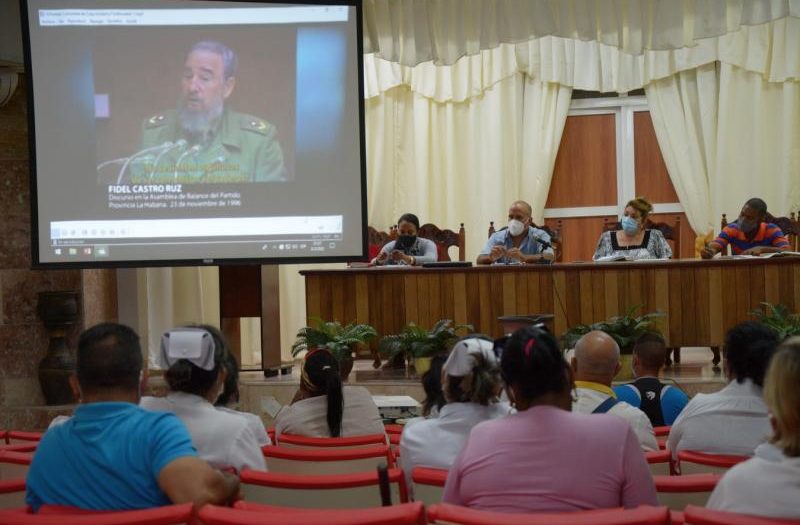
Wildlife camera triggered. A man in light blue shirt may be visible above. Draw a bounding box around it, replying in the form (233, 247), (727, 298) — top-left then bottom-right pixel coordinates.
(26, 323), (239, 512)
(477, 200), (554, 265)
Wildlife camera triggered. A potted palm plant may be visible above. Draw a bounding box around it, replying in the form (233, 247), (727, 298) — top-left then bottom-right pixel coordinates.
(560, 305), (665, 380)
(291, 317), (378, 380)
(378, 319), (472, 376)
(750, 302), (800, 339)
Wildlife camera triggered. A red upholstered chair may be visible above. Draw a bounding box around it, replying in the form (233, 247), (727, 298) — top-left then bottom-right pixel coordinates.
(410, 466), (447, 506)
(0, 451), (33, 480)
(0, 503), (193, 525)
(262, 444), (394, 475)
(654, 473), (721, 510)
(426, 503), (671, 525)
(653, 426), (671, 437)
(0, 479), (26, 510)
(418, 223), (466, 262)
(367, 226), (397, 261)
(675, 451), (749, 475)
(239, 468), (409, 508)
(645, 449), (674, 477)
(5, 432), (42, 445)
(683, 504), (800, 525)
(384, 424), (404, 435)
(275, 433), (387, 448)
(199, 501), (425, 525)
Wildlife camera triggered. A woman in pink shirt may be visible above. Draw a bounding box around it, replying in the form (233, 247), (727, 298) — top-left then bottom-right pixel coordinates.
(442, 326), (657, 513)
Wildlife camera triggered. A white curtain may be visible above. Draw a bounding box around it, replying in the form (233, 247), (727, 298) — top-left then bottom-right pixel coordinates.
(645, 63), (719, 236)
(364, 0), (800, 66)
(141, 267), (220, 368)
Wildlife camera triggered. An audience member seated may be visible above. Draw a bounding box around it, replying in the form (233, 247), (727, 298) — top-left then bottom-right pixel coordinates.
(26, 323), (238, 512)
(370, 213), (438, 266)
(405, 355), (448, 427)
(613, 332), (689, 426)
(701, 197), (791, 258)
(140, 325), (266, 473)
(477, 200), (554, 265)
(442, 326), (657, 513)
(214, 351), (271, 447)
(274, 349), (384, 438)
(706, 337), (800, 519)
(667, 321), (779, 457)
(400, 336), (510, 488)
(593, 197), (672, 261)
(571, 331), (658, 451)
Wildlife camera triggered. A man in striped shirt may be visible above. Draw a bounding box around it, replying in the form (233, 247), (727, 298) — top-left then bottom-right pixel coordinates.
(700, 198), (790, 258)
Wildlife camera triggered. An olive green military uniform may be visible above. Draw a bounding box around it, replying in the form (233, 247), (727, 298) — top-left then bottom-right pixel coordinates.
(130, 109), (287, 183)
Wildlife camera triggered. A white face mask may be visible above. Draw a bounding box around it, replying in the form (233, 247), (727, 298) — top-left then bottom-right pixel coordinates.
(507, 219), (526, 236)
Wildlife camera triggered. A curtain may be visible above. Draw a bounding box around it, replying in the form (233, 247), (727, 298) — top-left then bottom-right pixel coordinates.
(364, 0), (800, 66)
(645, 63), (719, 236)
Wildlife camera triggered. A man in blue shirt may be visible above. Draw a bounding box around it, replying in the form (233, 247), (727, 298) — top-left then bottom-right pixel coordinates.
(477, 200), (554, 264)
(613, 332), (689, 426)
(26, 323), (239, 512)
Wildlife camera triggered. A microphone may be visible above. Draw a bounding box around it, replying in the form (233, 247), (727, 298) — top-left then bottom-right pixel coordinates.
(532, 234), (552, 249)
(173, 144), (202, 180)
(149, 139), (187, 179)
(116, 142), (175, 184)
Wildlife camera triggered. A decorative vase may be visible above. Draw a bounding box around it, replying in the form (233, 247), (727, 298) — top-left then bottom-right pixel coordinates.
(614, 354), (635, 382)
(37, 291), (80, 405)
(413, 356), (433, 377)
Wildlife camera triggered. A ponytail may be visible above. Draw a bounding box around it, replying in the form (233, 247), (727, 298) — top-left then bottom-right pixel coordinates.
(303, 350), (345, 437)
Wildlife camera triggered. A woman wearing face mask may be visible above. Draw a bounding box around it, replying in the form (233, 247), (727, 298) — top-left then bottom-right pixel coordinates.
(371, 213), (438, 266)
(592, 197), (672, 261)
(140, 325), (266, 474)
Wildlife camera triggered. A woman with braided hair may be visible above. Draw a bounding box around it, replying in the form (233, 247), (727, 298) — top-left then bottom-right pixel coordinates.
(442, 326), (656, 513)
(274, 349), (384, 439)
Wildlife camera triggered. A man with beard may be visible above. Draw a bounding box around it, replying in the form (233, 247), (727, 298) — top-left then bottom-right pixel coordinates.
(700, 198), (790, 258)
(133, 40), (287, 183)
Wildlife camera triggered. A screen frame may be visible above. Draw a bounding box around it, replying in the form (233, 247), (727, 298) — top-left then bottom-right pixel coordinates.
(21, 0), (368, 269)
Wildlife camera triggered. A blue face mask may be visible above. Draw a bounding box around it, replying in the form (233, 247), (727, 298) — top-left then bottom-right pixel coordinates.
(620, 216), (640, 235)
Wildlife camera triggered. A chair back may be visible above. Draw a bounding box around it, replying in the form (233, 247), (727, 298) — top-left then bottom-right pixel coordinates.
(384, 424), (403, 436)
(0, 503), (193, 525)
(262, 445), (394, 475)
(367, 226), (398, 260)
(603, 216), (681, 258)
(675, 451), (749, 475)
(645, 449), (673, 477)
(427, 503), (671, 525)
(410, 466), (447, 506)
(0, 451), (32, 480)
(653, 426), (671, 437)
(239, 468), (409, 509)
(418, 223), (466, 262)
(200, 501), (425, 525)
(0, 444), (36, 454)
(276, 433), (387, 448)
(488, 220), (563, 262)
(683, 504), (800, 525)
(0, 479), (26, 510)
(5, 432), (42, 445)
(654, 473), (720, 511)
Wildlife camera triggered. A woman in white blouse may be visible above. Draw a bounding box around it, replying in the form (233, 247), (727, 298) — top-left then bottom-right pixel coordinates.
(400, 336), (511, 489)
(707, 337), (800, 519)
(140, 325), (266, 473)
(274, 349), (384, 439)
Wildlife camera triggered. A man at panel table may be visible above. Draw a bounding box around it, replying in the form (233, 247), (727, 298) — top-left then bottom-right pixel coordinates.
(700, 197), (791, 258)
(477, 200), (554, 265)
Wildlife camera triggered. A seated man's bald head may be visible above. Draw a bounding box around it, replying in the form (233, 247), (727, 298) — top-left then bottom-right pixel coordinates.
(572, 331), (621, 384)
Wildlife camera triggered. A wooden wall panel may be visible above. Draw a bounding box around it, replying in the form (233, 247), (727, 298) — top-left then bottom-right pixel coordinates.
(547, 114), (618, 208)
(545, 216), (615, 263)
(633, 111), (678, 203)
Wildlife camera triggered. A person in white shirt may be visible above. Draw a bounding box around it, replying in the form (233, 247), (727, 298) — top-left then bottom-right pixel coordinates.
(400, 336), (511, 490)
(667, 321), (779, 459)
(706, 337), (800, 519)
(140, 325), (266, 474)
(571, 331), (658, 451)
(214, 351), (271, 447)
(274, 349), (384, 439)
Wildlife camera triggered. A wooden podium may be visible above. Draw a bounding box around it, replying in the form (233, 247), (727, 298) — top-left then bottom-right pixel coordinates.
(218, 264), (285, 376)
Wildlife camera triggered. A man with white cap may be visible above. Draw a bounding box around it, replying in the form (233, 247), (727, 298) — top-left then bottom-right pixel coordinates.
(399, 335), (511, 490)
